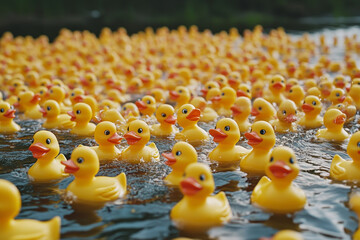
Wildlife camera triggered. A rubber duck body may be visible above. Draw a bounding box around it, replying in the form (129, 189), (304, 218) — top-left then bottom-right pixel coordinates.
(251, 146), (306, 214)
(122, 120), (160, 163)
(251, 98), (277, 123)
(298, 96), (323, 129)
(68, 103), (96, 137)
(17, 91), (42, 119)
(41, 100), (75, 129)
(61, 146), (127, 203)
(350, 193), (360, 240)
(170, 86), (191, 110)
(135, 95), (157, 119)
(162, 141), (197, 186)
(264, 75), (286, 106)
(0, 179), (61, 240)
(240, 121), (276, 174)
(150, 104), (179, 137)
(0, 101), (20, 134)
(231, 97), (251, 132)
(316, 109), (349, 141)
(190, 97), (218, 123)
(170, 163), (232, 233)
(271, 99), (297, 133)
(216, 87), (237, 117)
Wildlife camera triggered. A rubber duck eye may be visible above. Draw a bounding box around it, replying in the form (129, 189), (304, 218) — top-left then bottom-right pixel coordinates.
(179, 90), (183, 93)
(0, 108), (3, 113)
(281, 80), (284, 83)
(289, 89), (293, 93)
(46, 138), (51, 144)
(271, 80), (274, 84)
(18, 97), (20, 101)
(337, 104), (341, 107)
(258, 107), (262, 111)
(199, 174), (205, 181)
(40, 91), (44, 94)
(77, 157), (84, 164)
(138, 128), (143, 133)
(146, 100), (151, 104)
(161, 113), (166, 117)
(357, 142), (360, 148)
(282, 110), (286, 115)
(289, 157), (294, 164)
(221, 92), (225, 96)
(31, 138), (34, 144)
(336, 93), (340, 97)
(358, 82), (360, 85)
(123, 107), (126, 111)
(182, 109), (188, 114)
(208, 86), (211, 89)
(260, 129), (266, 135)
(127, 126), (129, 131)
(50, 90), (53, 93)
(224, 125), (230, 131)
(312, 101), (316, 106)
(247, 89), (250, 92)
(14, 83), (18, 87)
(47, 106), (51, 111)
(104, 130), (110, 135)
(270, 157), (274, 162)
(71, 93), (75, 96)
(76, 110), (81, 114)
(176, 151), (182, 156)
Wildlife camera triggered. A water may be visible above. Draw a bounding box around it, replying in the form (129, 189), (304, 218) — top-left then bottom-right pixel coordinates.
(1, 27), (360, 239)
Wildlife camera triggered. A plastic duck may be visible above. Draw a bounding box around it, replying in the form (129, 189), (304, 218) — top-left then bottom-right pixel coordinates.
(216, 86), (237, 117)
(329, 88), (346, 106)
(201, 81), (220, 98)
(330, 103), (356, 123)
(16, 91), (42, 119)
(214, 74), (228, 88)
(41, 100), (75, 129)
(122, 119), (160, 163)
(162, 141), (197, 186)
(236, 83), (251, 98)
(316, 109), (349, 141)
(231, 97), (251, 132)
(318, 79), (333, 100)
(61, 146), (126, 203)
(69, 88), (85, 105)
(150, 104), (178, 137)
(287, 85), (305, 108)
(175, 104), (209, 145)
(260, 230), (303, 240)
(135, 95), (156, 118)
(298, 95), (323, 129)
(67, 103), (96, 137)
(0, 179), (61, 240)
(349, 78), (360, 110)
(209, 118), (249, 164)
(227, 71), (241, 89)
(150, 88), (167, 104)
(330, 131), (360, 181)
(170, 163), (232, 232)
(169, 86), (191, 110)
(207, 87), (222, 112)
(190, 96), (218, 122)
(127, 77), (143, 94)
(28, 130), (68, 182)
(47, 86), (71, 113)
(90, 121), (122, 161)
(240, 121), (276, 174)
(81, 72), (98, 95)
(251, 146), (306, 213)
(264, 74), (286, 105)
(271, 99), (297, 133)
(350, 193), (360, 240)
(0, 101), (20, 134)
(333, 75), (347, 89)
(121, 103), (140, 122)
(251, 98), (277, 123)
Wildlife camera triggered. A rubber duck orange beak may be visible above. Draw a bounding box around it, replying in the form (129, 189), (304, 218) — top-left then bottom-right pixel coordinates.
(170, 91), (180, 100)
(162, 152), (176, 165)
(29, 143), (50, 159)
(336, 82), (345, 88)
(228, 78), (237, 85)
(334, 114), (346, 124)
(236, 90), (247, 97)
(74, 95), (84, 102)
(186, 108), (201, 121)
(106, 79), (114, 85)
(285, 83), (293, 91)
(209, 128), (227, 143)
(273, 82), (283, 90)
(140, 77), (150, 84)
(107, 133), (122, 144)
(301, 103), (314, 113)
(269, 160), (292, 178)
(231, 105), (242, 115)
(338, 96), (345, 103)
(13, 102), (19, 108)
(135, 100), (147, 111)
(164, 115), (177, 125)
(39, 107), (47, 117)
(114, 86), (123, 92)
(9, 86), (15, 92)
(284, 114), (297, 123)
(211, 96), (221, 103)
(128, 85), (137, 93)
(30, 94), (41, 104)
(321, 89), (331, 96)
(251, 107), (260, 116)
(200, 89), (208, 97)
(61, 159), (79, 174)
(4, 109), (16, 118)
(180, 177), (203, 196)
(288, 66), (296, 73)
(254, 90), (263, 98)
(81, 78), (89, 86)
(124, 131), (141, 145)
(245, 132), (263, 146)
(67, 111), (76, 121)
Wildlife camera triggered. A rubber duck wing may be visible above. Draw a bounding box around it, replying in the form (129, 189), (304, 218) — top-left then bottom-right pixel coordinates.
(94, 180), (121, 201)
(148, 142), (160, 160)
(55, 154), (66, 163)
(252, 176), (271, 199)
(59, 115), (76, 128)
(213, 191), (232, 221)
(116, 172), (127, 190)
(14, 217), (60, 240)
(175, 132), (185, 141)
(330, 154), (346, 178)
(12, 232), (46, 240)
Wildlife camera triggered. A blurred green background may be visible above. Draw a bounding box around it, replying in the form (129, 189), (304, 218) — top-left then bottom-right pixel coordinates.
(1, 0), (360, 38)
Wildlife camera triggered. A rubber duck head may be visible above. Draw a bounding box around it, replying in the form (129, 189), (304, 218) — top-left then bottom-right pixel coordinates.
(286, 78), (299, 92)
(329, 88), (346, 105)
(323, 108), (346, 131)
(333, 75), (347, 89)
(231, 97), (251, 119)
(301, 95), (322, 117)
(128, 77), (143, 94)
(155, 104), (176, 125)
(227, 71), (241, 89)
(180, 162), (214, 199)
(35, 86), (49, 104)
(28, 130), (60, 161)
(41, 100), (60, 118)
(346, 131), (360, 161)
(121, 103), (140, 120)
(288, 85), (305, 105)
(150, 88), (167, 104)
(201, 81), (219, 98)
(123, 118), (151, 145)
(68, 103), (93, 125)
(99, 99), (119, 111)
(219, 87), (236, 106)
(94, 121), (122, 146)
(0, 179), (21, 223)
(177, 104), (201, 128)
(251, 81), (264, 98)
(251, 98), (276, 119)
(47, 86), (66, 103)
(236, 84), (251, 98)
(0, 101), (16, 122)
(245, 121), (275, 150)
(8, 79), (25, 95)
(69, 88), (85, 105)
(61, 146), (99, 179)
(265, 146), (299, 184)
(17, 90), (40, 108)
(169, 86), (191, 105)
(210, 118), (240, 145)
(135, 95), (156, 116)
(277, 100), (297, 124)
(162, 141), (197, 171)
(81, 73), (97, 89)
(190, 97), (207, 112)
(207, 87), (221, 103)
(214, 74), (228, 88)
(25, 70), (39, 88)
(269, 74), (286, 93)
(318, 79), (333, 98)
(139, 71), (155, 87)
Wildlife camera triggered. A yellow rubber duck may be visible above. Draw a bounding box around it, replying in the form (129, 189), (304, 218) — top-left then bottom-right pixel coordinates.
(240, 121), (276, 174)
(0, 101), (20, 134)
(17, 91), (42, 119)
(330, 131), (360, 181)
(122, 119), (160, 163)
(41, 100), (75, 129)
(150, 104), (179, 137)
(209, 118), (249, 164)
(214, 74), (228, 88)
(135, 95), (156, 118)
(261, 230), (303, 240)
(251, 98), (277, 122)
(216, 86), (237, 117)
(90, 121), (122, 161)
(170, 162), (232, 232)
(28, 130), (68, 182)
(264, 74), (286, 105)
(330, 103), (356, 123)
(200, 81), (219, 98)
(97, 108), (126, 126)
(150, 88), (167, 104)
(47, 86), (71, 113)
(333, 75), (347, 89)
(271, 99), (297, 133)
(231, 97), (251, 132)
(67, 103), (96, 137)
(228, 71), (241, 89)
(190, 96), (218, 122)
(69, 88), (85, 105)
(127, 77), (143, 94)
(207, 87), (222, 112)
(328, 88), (346, 106)
(318, 79), (333, 100)
(121, 103), (140, 122)
(316, 109), (349, 141)
(287, 85), (305, 108)
(61, 146), (127, 203)
(298, 95), (323, 129)
(162, 141), (197, 186)
(251, 146), (306, 213)
(0, 179), (61, 240)
(236, 83), (251, 98)
(175, 104), (209, 145)
(349, 78), (360, 110)
(350, 193), (360, 240)
(169, 86), (191, 110)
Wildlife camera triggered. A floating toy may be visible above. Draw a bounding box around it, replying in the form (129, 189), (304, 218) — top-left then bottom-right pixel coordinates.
(349, 78), (360, 110)
(251, 98), (277, 123)
(231, 97), (251, 132)
(61, 146), (126, 203)
(41, 100), (75, 129)
(190, 96), (218, 122)
(329, 88), (346, 106)
(251, 146), (306, 213)
(316, 108), (349, 141)
(97, 108), (126, 126)
(298, 95), (323, 129)
(122, 119), (160, 163)
(350, 193), (360, 240)
(28, 130), (68, 182)
(68, 103), (96, 137)
(264, 74), (286, 105)
(330, 103), (356, 123)
(271, 99), (297, 133)
(215, 87), (237, 117)
(135, 95), (157, 118)
(228, 71), (241, 90)
(47, 86), (71, 113)
(150, 88), (167, 104)
(240, 121), (276, 174)
(121, 102), (140, 122)
(261, 230), (303, 240)
(162, 141), (197, 186)
(200, 81), (219, 98)
(0, 179), (61, 240)
(236, 83), (251, 98)
(207, 87), (222, 112)
(287, 85), (305, 108)
(150, 104), (178, 137)
(0, 101), (20, 134)
(16, 91), (42, 119)
(170, 163), (232, 232)
(169, 86), (191, 110)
